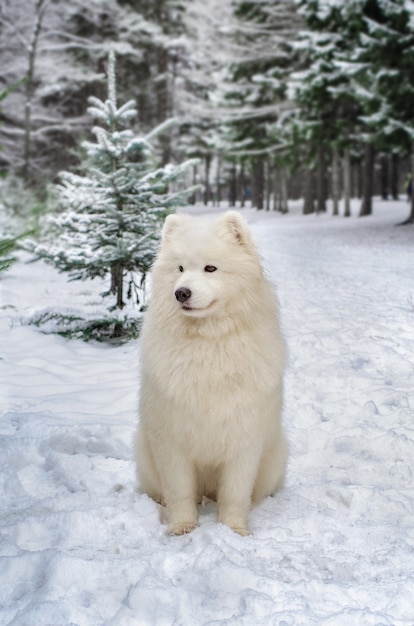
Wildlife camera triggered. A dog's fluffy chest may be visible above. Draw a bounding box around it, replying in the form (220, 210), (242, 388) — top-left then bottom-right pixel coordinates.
(147, 323), (281, 405)
(167, 331), (255, 393)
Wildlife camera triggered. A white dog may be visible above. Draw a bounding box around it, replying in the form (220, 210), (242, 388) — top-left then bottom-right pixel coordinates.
(135, 211), (287, 536)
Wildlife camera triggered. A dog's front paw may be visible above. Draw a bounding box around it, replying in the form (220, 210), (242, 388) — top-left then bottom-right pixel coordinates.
(229, 525), (251, 537)
(219, 511), (251, 536)
(168, 521), (198, 536)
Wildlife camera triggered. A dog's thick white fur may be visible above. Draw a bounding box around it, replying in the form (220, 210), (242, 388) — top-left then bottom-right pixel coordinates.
(135, 211), (287, 536)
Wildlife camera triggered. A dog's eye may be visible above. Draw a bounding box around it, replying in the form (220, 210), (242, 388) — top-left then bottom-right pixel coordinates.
(178, 265), (184, 272)
(204, 265), (217, 273)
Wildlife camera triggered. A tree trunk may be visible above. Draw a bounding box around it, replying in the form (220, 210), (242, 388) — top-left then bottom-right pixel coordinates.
(265, 159), (272, 211)
(316, 143), (327, 213)
(279, 167), (288, 214)
(229, 163), (237, 207)
(252, 158), (264, 210)
(215, 156), (222, 207)
(111, 262), (124, 309)
(380, 153), (389, 200)
(303, 168), (316, 214)
(273, 167), (279, 211)
(407, 142), (414, 223)
(189, 165), (197, 204)
(410, 142), (414, 222)
(353, 159), (363, 198)
(240, 161), (246, 208)
(332, 146), (340, 216)
(203, 155), (211, 206)
(390, 152), (399, 200)
(156, 46), (171, 165)
(23, 0), (48, 183)
(343, 148), (351, 218)
(360, 141), (374, 217)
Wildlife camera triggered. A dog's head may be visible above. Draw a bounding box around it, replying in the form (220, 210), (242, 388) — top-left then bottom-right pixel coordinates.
(155, 211), (262, 319)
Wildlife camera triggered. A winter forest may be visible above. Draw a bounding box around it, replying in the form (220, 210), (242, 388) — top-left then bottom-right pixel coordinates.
(2, 0), (414, 216)
(2, 2), (414, 624)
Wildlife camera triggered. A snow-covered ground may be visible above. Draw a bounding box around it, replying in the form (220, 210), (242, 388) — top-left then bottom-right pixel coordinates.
(1, 199), (414, 626)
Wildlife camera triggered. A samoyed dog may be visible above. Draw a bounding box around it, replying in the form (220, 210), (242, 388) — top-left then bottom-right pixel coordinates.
(135, 210), (287, 536)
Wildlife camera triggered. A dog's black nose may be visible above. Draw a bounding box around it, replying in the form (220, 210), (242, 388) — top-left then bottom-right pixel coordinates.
(175, 287), (192, 303)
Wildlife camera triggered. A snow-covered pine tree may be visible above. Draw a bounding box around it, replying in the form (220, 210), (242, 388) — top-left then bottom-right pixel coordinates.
(351, 0), (414, 221)
(30, 51), (196, 336)
(0, 236), (18, 274)
(293, 0), (364, 216)
(222, 0), (302, 209)
(296, 0), (414, 220)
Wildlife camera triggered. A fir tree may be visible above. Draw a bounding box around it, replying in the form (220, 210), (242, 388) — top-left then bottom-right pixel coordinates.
(223, 0), (302, 209)
(296, 0), (414, 219)
(352, 0), (414, 221)
(293, 0), (365, 215)
(0, 236), (19, 274)
(30, 51), (196, 326)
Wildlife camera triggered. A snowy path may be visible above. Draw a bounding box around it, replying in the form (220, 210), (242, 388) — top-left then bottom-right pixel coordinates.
(1, 200), (414, 625)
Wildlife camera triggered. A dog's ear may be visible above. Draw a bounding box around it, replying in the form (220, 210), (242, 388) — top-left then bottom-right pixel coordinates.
(161, 213), (182, 241)
(218, 211), (253, 246)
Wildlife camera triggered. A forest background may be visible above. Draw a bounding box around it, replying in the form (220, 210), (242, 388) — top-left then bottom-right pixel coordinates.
(2, 0), (414, 227)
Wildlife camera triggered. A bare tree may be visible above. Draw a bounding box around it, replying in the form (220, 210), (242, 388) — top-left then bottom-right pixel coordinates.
(22, 0), (49, 181)
(0, 0), (160, 184)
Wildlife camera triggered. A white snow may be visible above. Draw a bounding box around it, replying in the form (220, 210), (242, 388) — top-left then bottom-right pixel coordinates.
(1, 199), (414, 625)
